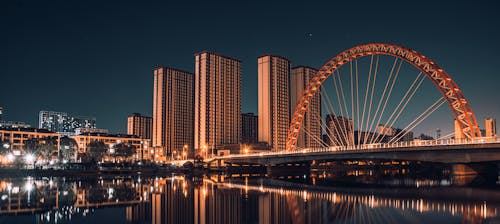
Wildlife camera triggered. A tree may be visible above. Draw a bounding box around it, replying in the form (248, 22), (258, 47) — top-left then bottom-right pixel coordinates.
(60, 136), (78, 162)
(88, 141), (108, 163)
(112, 143), (136, 162)
(23, 137), (58, 161)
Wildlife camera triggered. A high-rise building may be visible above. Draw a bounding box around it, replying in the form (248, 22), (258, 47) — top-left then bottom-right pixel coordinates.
(242, 113), (258, 144)
(39, 111), (96, 136)
(290, 66), (322, 148)
(153, 67), (194, 160)
(127, 113), (152, 141)
(325, 114), (354, 146)
(258, 55), (290, 151)
(194, 52), (241, 156)
(485, 118), (497, 137)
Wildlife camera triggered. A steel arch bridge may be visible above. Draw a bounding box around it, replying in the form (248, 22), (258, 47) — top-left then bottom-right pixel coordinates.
(287, 43), (481, 151)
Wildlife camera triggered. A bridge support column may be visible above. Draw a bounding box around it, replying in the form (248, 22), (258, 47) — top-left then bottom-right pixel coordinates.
(451, 162), (498, 186)
(266, 163), (311, 177)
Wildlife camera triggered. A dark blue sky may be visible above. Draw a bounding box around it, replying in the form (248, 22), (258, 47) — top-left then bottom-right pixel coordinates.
(1, 0), (499, 133)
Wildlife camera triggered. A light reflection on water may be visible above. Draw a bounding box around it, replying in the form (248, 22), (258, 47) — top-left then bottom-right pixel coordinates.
(0, 171), (498, 224)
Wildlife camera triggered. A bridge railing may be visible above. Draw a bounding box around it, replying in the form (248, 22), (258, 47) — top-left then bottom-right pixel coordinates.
(212, 136), (500, 160)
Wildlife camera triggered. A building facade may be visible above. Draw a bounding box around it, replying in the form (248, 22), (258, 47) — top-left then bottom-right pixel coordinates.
(39, 111), (96, 136)
(194, 52), (241, 156)
(485, 118), (497, 137)
(241, 113), (258, 144)
(258, 55), (290, 151)
(70, 133), (150, 161)
(153, 67), (194, 161)
(0, 127), (60, 153)
(290, 66), (322, 149)
(127, 113), (152, 142)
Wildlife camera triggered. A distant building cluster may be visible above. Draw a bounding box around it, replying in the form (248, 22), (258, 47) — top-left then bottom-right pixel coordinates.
(39, 111), (96, 136)
(0, 107), (31, 128)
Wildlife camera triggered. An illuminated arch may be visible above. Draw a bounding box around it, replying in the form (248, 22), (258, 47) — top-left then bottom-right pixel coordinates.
(287, 43), (481, 151)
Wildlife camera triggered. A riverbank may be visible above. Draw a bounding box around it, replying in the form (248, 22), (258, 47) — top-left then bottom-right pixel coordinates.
(0, 167), (206, 177)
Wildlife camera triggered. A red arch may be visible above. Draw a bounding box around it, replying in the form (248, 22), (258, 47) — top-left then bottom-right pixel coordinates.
(287, 43), (481, 151)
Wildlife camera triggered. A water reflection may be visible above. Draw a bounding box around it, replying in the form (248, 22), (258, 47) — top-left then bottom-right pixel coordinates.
(0, 170), (499, 223)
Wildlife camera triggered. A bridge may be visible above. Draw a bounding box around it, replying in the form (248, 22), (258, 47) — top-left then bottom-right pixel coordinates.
(208, 43), (499, 171)
(210, 138), (500, 166)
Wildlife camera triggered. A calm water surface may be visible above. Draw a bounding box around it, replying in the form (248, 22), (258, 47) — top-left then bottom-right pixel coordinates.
(0, 169), (499, 224)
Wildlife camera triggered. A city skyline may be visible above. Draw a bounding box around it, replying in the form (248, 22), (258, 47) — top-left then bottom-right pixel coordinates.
(1, 1), (500, 136)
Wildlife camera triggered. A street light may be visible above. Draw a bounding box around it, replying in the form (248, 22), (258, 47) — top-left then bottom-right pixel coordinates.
(6, 153), (15, 163)
(24, 154), (35, 168)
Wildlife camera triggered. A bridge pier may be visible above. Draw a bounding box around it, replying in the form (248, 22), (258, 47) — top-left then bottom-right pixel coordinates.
(451, 162), (498, 186)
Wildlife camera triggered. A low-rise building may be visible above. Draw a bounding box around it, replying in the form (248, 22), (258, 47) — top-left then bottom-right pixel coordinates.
(70, 133), (150, 162)
(0, 127), (60, 153)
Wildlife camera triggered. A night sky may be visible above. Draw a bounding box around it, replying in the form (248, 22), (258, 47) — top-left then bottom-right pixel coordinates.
(1, 0), (499, 134)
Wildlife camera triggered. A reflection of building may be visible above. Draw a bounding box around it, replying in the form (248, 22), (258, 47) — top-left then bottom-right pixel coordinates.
(126, 203), (152, 223)
(242, 113), (258, 144)
(151, 178), (194, 224)
(326, 115), (353, 146)
(291, 66), (321, 149)
(70, 133), (150, 161)
(39, 111), (96, 136)
(258, 55), (290, 151)
(485, 118), (497, 137)
(194, 52), (241, 156)
(127, 113), (152, 142)
(153, 67), (194, 161)
(0, 127), (60, 151)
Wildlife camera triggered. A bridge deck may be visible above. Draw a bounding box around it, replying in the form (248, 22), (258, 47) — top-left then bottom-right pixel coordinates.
(211, 139), (500, 165)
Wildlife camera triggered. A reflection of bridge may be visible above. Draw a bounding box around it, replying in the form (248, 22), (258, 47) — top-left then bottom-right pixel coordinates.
(205, 178), (499, 221)
(211, 138), (500, 167)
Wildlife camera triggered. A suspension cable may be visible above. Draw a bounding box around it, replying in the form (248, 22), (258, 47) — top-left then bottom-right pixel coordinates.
(363, 55), (380, 144)
(389, 97), (446, 143)
(321, 86), (349, 146)
(366, 58), (399, 144)
(369, 59), (403, 144)
(360, 55), (374, 145)
(373, 71), (424, 143)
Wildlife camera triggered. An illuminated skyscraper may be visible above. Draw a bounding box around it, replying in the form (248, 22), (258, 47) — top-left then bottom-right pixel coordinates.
(194, 51), (241, 156)
(258, 55), (290, 151)
(485, 118), (497, 137)
(290, 66), (321, 148)
(127, 113), (152, 141)
(153, 67), (194, 160)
